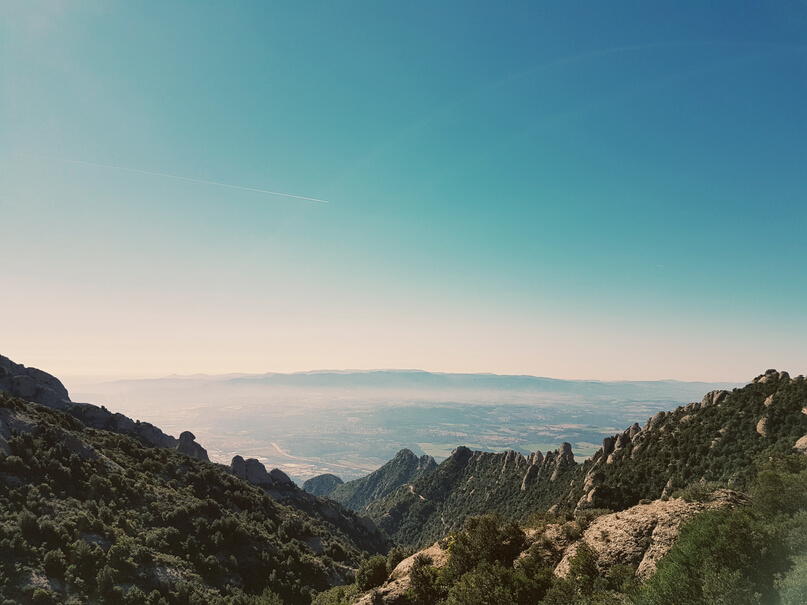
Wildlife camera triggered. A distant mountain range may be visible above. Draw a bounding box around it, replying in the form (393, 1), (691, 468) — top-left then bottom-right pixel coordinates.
(78, 368), (741, 402)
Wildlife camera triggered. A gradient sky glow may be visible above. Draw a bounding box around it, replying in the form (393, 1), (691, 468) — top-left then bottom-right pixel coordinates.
(2, 2), (806, 381)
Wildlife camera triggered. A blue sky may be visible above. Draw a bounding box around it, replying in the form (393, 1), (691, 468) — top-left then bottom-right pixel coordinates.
(1, 2), (805, 381)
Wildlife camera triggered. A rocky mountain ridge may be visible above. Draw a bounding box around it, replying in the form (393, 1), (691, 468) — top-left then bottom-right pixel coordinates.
(0, 354), (210, 462)
(333, 368), (807, 548)
(303, 473), (345, 496)
(0, 353), (390, 558)
(314, 448), (437, 512)
(0, 389), (389, 604)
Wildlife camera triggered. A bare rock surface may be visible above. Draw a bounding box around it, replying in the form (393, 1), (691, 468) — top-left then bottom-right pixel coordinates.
(756, 417), (769, 437)
(355, 541), (449, 605)
(177, 431), (209, 461)
(555, 490), (744, 580)
(0, 354), (71, 409)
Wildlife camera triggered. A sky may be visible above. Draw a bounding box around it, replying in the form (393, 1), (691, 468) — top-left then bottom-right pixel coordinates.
(1, 1), (806, 382)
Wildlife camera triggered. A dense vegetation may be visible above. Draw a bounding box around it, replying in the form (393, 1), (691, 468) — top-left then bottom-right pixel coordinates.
(354, 372), (807, 548)
(0, 393), (379, 605)
(585, 372), (807, 511)
(325, 449), (436, 512)
(318, 451), (807, 604)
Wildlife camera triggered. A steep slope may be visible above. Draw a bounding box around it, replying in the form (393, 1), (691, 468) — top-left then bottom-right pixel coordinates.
(0, 391), (383, 604)
(343, 491), (744, 605)
(574, 369), (807, 511)
(226, 455), (388, 555)
(327, 450), (807, 605)
(364, 444), (577, 547)
(0, 354), (209, 461)
(360, 370), (807, 548)
(303, 473), (345, 496)
(327, 449), (437, 512)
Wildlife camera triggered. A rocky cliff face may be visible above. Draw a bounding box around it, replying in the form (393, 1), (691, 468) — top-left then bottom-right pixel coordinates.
(0, 354), (71, 409)
(555, 490), (746, 580)
(0, 354), (210, 461)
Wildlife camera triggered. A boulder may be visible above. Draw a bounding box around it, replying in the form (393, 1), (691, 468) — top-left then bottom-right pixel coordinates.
(231, 455), (247, 479)
(245, 458), (273, 487)
(753, 369), (790, 384)
(556, 490), (744, 581)
(269, 467), (293, 486)
(756, 417), (769, 437)
(451, 446), (473, 466)
(700, 390), (728, 408)
(177, 431), (209, 461)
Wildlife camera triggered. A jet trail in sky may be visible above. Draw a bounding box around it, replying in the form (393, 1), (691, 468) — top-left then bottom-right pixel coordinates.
(10, 152), (330, 203)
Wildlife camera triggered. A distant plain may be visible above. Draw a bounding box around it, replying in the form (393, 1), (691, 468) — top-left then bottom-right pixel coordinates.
(69, 371), (740, 483)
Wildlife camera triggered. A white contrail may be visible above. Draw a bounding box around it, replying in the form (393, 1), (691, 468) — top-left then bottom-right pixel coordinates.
(10, 152), (330, 203)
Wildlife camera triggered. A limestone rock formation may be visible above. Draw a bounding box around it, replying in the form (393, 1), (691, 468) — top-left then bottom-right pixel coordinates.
(354, 541), (449, 605)
(0, 354), (71, 409)
(230, 456), (295, 489)
(756, 417), (769, 437)
(700, 389), (728, 408)
(269, 467), (293, 486)
(556, 490), (745, 581)
(752, 369), (790, 384)
(177, 431), (210, 461)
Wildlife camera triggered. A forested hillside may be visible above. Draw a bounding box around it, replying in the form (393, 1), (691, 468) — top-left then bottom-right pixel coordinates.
(314, 449), (437, 511)
(0, 392), (384, 605)
(359, 370), (807, 548)
(319, 453), (807, 604)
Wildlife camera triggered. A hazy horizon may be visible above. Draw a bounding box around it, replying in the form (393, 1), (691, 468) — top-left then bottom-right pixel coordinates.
(59, 365), (762, 386)
(66, 367), (742, 481)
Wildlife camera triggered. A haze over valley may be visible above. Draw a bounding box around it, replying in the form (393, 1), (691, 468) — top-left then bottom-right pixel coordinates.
(69, 370), (739, 482)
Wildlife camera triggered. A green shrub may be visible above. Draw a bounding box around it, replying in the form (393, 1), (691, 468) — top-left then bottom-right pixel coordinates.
(356, 555), (388, 591)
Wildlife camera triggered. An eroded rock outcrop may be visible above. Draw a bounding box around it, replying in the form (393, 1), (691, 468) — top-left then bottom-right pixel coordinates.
(556, 490), (745, 581)
(700, 389), (728, 408)
(1, 354), (210, 461)
(752, 369), (790, 384)
(0, 355), (71, 409)
(177, 431), (209, 461)
(354, 541), (449, 605)
(230, 456), (295, 490)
